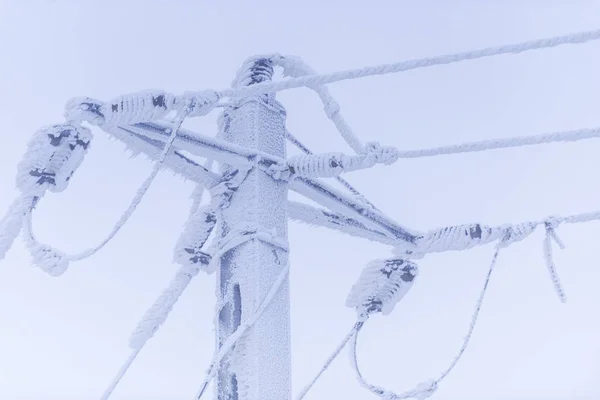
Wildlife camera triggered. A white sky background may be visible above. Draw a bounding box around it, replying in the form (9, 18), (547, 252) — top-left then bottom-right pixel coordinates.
(1, 1), (600, 399)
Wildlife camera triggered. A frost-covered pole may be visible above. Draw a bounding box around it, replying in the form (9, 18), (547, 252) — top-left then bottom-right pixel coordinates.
(215, 59), (291, 400)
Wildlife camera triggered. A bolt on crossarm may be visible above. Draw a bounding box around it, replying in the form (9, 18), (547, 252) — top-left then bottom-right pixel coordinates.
(215, 59), (291, 400)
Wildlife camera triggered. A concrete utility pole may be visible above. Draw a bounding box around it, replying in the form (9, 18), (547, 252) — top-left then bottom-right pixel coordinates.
(216, 59), (291, 400)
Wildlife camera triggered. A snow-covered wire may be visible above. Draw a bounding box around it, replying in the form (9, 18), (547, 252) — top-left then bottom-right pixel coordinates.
(99, 348), (141, 400)
(294, 320), (364, 400)
(25, 107), (191, 276)
(391, 126), (600, 160)
(285, 125), (600, 177)
(129, 263), (207, 351)
(0, 195), (37, 261)
(274, 54), (365, 154)
(219, 28), (600, 99)
(194, 260), (291, 399)
(100, 215), (214, 400)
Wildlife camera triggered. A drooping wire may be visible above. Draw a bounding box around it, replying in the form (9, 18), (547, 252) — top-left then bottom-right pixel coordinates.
(92, 108), (192, 400)
(99, 348), (141, 400)
(219, 28), (600, 99)
(24, 105), (193, 275)
(349, 246), (503, 400)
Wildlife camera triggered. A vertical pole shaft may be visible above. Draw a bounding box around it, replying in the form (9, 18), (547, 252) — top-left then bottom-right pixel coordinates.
(215, 59), (291, 400)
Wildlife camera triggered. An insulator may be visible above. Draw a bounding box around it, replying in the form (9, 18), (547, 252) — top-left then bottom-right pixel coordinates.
(233, 56), (274, 87)
(101, 90), (177, 126)
(287, 153), (348, 178)
(16, 124), (92, 194)
(174, 205), (216, 269)
(346, 258), (418, 316)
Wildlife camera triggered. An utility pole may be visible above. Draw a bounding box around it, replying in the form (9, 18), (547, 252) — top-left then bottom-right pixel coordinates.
(216, 59), (291, 400)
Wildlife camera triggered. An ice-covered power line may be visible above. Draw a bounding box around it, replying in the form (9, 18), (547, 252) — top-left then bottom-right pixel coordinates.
(217, 28), (600, 99)
(2, 26), (600, 400)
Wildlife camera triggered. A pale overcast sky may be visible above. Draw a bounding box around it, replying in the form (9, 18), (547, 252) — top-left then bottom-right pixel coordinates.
(1, 1), (600, 399)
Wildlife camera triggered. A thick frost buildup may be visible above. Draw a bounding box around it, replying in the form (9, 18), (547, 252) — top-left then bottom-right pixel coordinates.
(0, 197), (34, 261)
(346, 258), (418, 316)
(129, 263), (201, 349)
(287, 201), (397, 246)
(283, 146), (397, 179)
(23, 220), (70, 277)
(64, 90), (219, 129)
(0, 124), (92, 266)
(16, 124), (92, 194)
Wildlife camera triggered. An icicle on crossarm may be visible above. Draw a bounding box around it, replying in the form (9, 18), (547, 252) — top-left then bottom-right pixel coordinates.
(115, 121), (418, 244)
(104, 124), (220, 188)
(287, 201), (397, 245)
(219, 28), (600, 99)
(0, 124), (91, 269)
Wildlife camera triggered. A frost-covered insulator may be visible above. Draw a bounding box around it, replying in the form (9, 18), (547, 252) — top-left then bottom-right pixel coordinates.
(232, 55), (275, 88)
(16, 124), (92, 194)
(287, 153), (347, 178)
(65, 90), (219, 128)
(174, 205), (216, 270)
(1, 124), (90, 268)
(287, 152), (378, 178)
(414, 224), (500, 254)
(100, 91), (177, 126)
(65, 91), (176, 127)
(346, 258), (418, 316)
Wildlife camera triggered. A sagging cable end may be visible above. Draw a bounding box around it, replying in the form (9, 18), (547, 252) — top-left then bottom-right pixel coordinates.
(543, 218), (568, 304)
